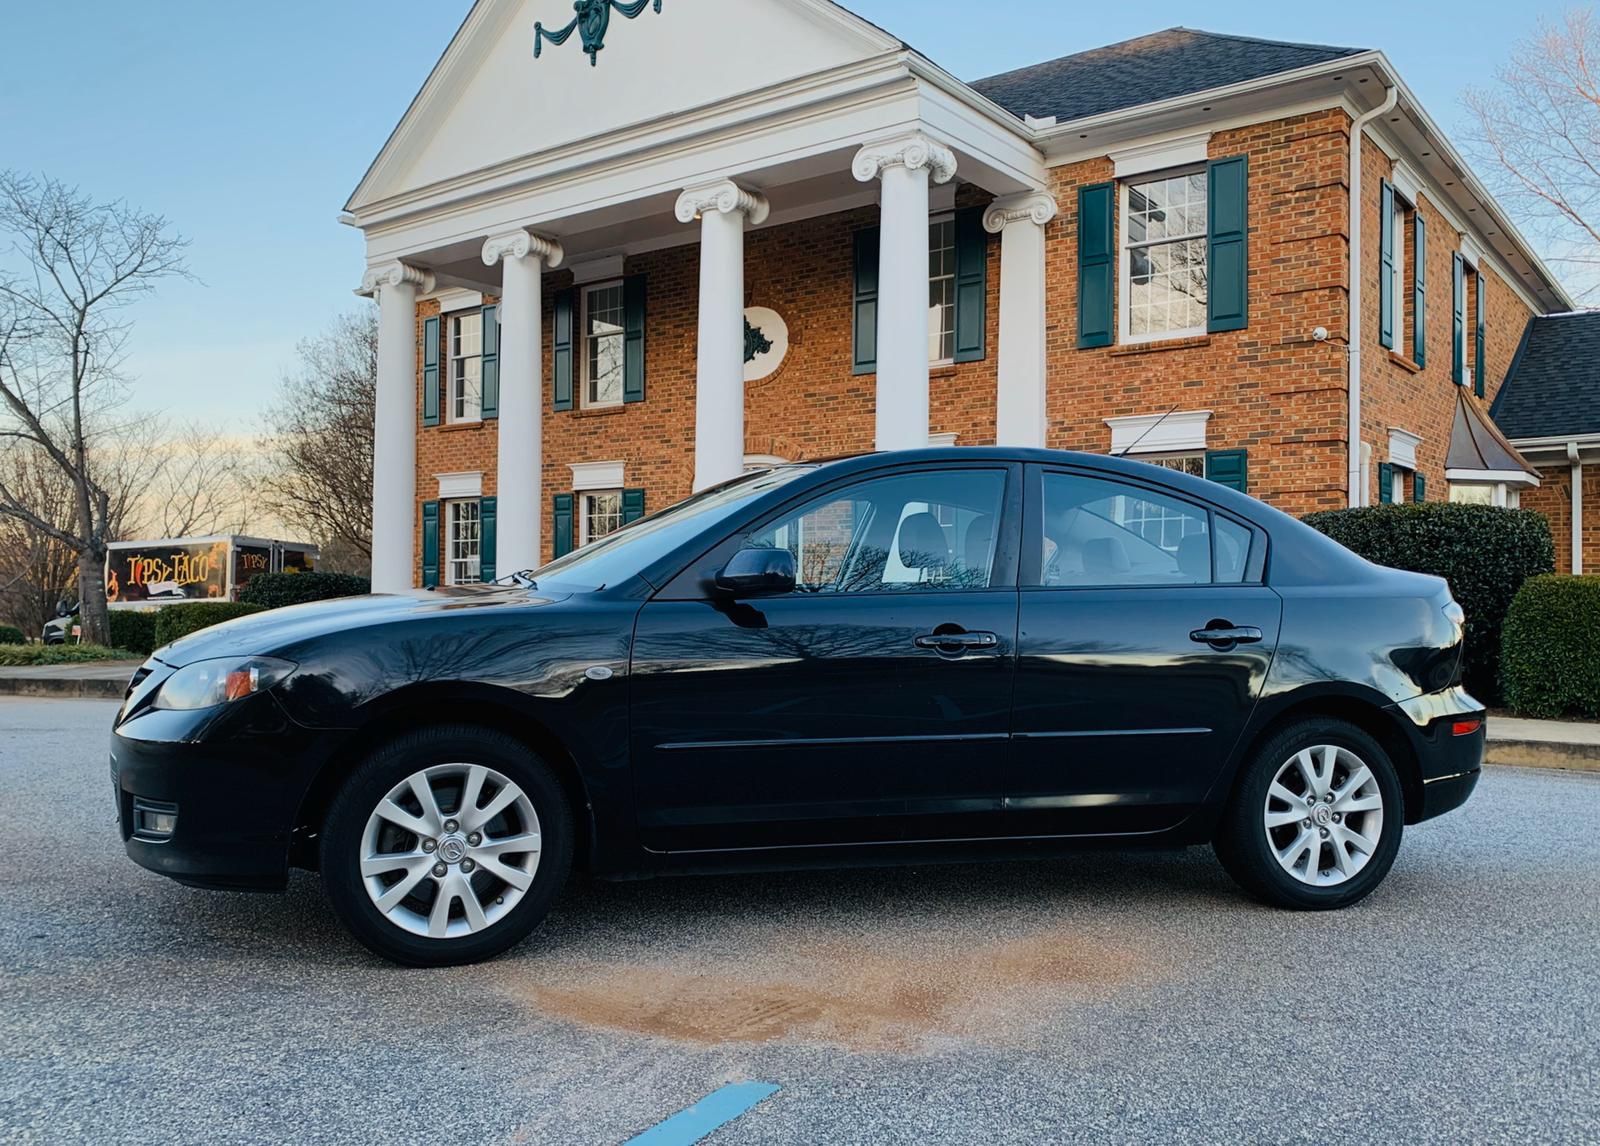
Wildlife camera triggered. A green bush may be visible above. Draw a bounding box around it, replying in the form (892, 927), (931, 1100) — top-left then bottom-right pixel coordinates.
(1302, 503), (1555, 702)
(239, 571), (370, 610)
(0, 625), (25, 645)
(154, 602), (265, 648)
(0, 643), (137, 666)
(107, 610), (160, 656)
(1502, 575), (1600, 718)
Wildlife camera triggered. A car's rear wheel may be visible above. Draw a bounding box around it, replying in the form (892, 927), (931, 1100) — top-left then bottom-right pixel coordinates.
(320, 725), (573, 967)
(1214, 718), (1403, 910)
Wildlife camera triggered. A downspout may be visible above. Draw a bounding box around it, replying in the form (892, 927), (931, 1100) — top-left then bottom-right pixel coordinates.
(1347, 85), (1399, 507)
(1570, 440), (1584, 575)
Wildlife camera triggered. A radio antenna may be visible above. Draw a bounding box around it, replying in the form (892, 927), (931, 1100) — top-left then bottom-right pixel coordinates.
(1113, 402), (1181, 458)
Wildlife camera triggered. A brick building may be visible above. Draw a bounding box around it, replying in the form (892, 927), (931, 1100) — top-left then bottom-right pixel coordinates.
(343, 1), (1570, 591)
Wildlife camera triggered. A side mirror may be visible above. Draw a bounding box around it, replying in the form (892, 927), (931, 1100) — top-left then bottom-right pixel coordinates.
(715, 547), (796, 597)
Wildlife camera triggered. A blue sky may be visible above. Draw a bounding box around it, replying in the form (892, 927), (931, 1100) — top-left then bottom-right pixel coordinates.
(0, 0), (1568, 423)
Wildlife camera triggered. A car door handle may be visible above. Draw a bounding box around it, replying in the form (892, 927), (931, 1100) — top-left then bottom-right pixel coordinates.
(1189, 624), (1264, 648)
(915, 630), (1000, 653)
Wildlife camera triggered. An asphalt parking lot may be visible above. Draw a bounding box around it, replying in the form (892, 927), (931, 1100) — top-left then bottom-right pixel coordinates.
(2, 697), (1598, 1145)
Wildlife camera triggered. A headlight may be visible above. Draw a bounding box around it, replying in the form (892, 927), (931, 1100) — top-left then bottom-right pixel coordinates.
(152, 656), (296, 711)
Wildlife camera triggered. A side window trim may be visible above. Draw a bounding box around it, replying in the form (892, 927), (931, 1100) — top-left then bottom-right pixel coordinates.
(1021, 463), (1266, 590)
(653, 462), (1024, 601)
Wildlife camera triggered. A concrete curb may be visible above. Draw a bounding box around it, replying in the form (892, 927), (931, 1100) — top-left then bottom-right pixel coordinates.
(0, 675), (131, 700)
(1486, 739), (1600, 773)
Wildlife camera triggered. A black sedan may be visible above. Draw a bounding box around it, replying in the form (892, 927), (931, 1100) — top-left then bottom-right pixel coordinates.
(112, 448), (1485, 966)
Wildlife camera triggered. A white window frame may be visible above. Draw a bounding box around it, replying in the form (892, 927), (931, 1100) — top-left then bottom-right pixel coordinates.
(445, 498), (482, 585)
(928, 213), (957, 366)
(580, 280), (627, 410)
(447, 310), (484, 424)
(578, 488), (625, 548)
(1119, 167), (1209, 346)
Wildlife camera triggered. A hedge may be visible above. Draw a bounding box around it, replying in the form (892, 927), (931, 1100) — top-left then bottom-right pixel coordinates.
(0, 625), (24, 645)
(1302, 503), (1555, 702)
(154, 602), (265, 647)
(108, 610), (160, 656)
(239, 572), (370, 610)
(1502, 575), (1600, 718)
(0, 643), (137, 666)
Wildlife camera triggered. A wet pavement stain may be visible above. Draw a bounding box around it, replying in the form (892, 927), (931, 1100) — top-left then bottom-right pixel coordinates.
(498, 929), (1161, 1052)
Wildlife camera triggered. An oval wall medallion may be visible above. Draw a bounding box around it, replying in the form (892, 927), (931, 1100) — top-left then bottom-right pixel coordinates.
(743, 307), (789, 383)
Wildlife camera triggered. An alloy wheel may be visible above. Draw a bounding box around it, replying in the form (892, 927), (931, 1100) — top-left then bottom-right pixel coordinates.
(1262, 744), (1385, 888)
(359, 763), (542, 939)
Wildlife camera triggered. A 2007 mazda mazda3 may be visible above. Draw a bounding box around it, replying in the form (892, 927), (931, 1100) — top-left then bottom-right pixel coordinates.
(112, 448), (1485, 966)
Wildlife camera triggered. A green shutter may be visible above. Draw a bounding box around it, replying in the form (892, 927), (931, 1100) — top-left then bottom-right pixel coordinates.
(622, 488), (646, 525)
(1452, 253), (1466, 386)
(1204, 448), (1249, 493)
(552, 289), (575, 411)
(422, 316), (441, 427)
(1206, 155), (1249, 333)
(479, 496), (497, 582)
(953, 207), (988, 363)
(623, 274), (646, 403)
(552, 493), (574, 558)
(1413, 474), (1427, 503)
(1475, 271), (1486, 398)
(1378, 462), (1395, 504)
(421, 500), (440, 588)
(1077, 182), (1114, 348)
(480, 305), (499, 419)
(852, 226), (879, 374)
(1378, 181), (1395, 350)
(1413, 213), (1427, 367)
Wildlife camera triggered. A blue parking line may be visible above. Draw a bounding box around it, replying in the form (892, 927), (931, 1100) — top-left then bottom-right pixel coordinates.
(624, 1082), (781, 1145)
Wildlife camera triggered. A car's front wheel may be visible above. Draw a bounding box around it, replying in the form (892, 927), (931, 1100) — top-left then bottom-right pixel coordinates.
(1214, 718), (1403, 910)
(320, 725), (573, 967)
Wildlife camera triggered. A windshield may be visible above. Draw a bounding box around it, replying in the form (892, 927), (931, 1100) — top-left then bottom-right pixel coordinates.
(533, 466), (815, 590)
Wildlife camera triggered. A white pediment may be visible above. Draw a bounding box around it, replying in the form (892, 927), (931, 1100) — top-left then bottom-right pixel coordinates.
(350, 0), (901, 212)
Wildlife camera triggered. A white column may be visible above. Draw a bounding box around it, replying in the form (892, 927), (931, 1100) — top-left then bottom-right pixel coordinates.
(984, 191), (1058, 448)
(483, 230), (564, 574)
(362, 261), (433, 594)
(853, 134), (956, 451)
(676, 180), (769, 492)
(1571, 444), (1585, 576)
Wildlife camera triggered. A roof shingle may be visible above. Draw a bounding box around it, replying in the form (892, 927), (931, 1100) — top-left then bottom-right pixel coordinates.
(1491, 313), (1600, 440)
(969, 28), (1365, 123)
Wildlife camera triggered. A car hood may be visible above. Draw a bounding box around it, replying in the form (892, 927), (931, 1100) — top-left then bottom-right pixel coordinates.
(153, 587), (570, 667)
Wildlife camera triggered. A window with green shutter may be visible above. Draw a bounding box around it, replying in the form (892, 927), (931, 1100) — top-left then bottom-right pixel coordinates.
(422, 316), (441, 427)
(1206, 155), (1249, 334)
(1413, 474), (1427, 503)
(1077, 182), (1114, 348)
(852, 227), (879, 373)
(478, 496), (497, 582)
(552, 289), (575, 411)
(421, 501), (440, 588)
(1413, 213), (1427, 367)
(552, 493), (574, 558)
(953, 207), (988, 363)
(479, 305), (500, 419)
(622, 488), (646, 525)
(1474, 270), (1486, 398)
(1379, 180), (1395, 350)
(1378, 462), (1395, 504)
(1452, 253), (1466, 386)
(1204, 449), (1249, 493)
(623, 275), (646, 404)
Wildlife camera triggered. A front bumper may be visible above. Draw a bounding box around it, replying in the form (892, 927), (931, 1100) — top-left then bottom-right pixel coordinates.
(112, 675), (340, 892)
(1390, 686), (1486, 824)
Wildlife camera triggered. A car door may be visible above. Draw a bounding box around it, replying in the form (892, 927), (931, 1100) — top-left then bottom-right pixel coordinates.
(1007, 463), (1281, 835)
(629, 462), (1022, 852)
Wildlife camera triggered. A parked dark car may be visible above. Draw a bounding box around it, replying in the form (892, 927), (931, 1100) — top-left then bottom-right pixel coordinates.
(111, 448), (1484, 966)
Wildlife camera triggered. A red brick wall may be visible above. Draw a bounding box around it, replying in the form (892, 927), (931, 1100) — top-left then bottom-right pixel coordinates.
(1522, 463), (1600, 575)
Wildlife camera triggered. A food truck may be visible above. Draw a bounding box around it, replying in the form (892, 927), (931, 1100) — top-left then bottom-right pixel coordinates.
(105, 535), (319, 608)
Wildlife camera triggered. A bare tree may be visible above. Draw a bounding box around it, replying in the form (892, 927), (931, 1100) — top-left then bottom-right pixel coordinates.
(258, 308), (376, 573)
(1464, 9), (1600, 292)
(0, 443), (82, 636)
(0, 173), (189, 643)
(135, 421), (252, 540)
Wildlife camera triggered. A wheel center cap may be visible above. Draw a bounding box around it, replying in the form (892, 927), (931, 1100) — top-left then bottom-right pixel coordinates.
(437, 835), (468, 864)
(1312, 804), (1333, 827)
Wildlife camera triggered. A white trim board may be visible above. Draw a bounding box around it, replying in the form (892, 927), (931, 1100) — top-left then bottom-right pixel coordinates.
(1105, 410), (1212, 455)
(570, 460), (626, 491)
(436, 471), (483, 499)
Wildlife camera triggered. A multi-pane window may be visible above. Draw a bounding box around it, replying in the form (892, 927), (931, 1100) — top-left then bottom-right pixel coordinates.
(449, 312), (483, 423)
(1038, 471), (1214, 587)
(583, 283), (626, 407)
(1123, 171), (1208, 340)
(446, 499), (481, 585)
(928, 217), (957, 363)
(580, 490), (624, 547)
(1140, 454), (1205, 477)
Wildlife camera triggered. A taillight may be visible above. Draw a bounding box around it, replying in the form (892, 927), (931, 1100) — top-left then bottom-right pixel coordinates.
(1451, 719), (1482, 737)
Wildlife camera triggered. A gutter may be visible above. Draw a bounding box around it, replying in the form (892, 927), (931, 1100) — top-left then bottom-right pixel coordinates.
(1347, 85), (1399, 507)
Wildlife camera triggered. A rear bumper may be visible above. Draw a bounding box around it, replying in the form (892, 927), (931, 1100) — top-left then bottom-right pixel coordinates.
(1390, 686), (1485, 824)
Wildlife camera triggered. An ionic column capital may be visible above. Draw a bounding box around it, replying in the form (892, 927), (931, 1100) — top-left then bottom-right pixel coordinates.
(852, 133), (957, 186)
(359, 261), (434, 297)
(983, 190), (1059, 234)
(482, 229), (564, 269)
(675, 180), (770, 226)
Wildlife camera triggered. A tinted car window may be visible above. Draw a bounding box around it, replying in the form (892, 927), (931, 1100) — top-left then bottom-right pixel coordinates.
(1215, 516), (1252, 584)
(1039, 471), (1213, 587)
(742, 469), (1006, 593)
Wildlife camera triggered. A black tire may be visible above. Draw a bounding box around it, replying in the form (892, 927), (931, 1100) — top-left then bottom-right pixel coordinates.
(1213, 718), (1404, 910)
(320, 725), (573, 967)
